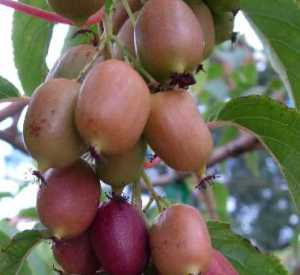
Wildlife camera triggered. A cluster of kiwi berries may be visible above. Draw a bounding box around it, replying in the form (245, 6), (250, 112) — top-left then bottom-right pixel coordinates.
(22, 0), (240, 274)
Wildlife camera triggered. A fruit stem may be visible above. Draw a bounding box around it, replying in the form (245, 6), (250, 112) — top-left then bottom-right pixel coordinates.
(132, 181), (142, 211)
(143, 197), (154, 212)
(142, 170), (168, 212)
(111, 35), (159, 85)
(121, 0), (136, 27)
(77, 43), (106, 83)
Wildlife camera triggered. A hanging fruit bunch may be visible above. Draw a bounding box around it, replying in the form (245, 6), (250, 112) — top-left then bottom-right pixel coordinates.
(22, 0), (240, 274)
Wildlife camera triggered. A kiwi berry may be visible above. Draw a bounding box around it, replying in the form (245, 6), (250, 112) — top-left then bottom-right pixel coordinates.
(135, 0), (205, 82)
(205, 0), (240, 13)
(37, 160), (100, 239)
(91, 197), (149, 275)
(46, 44), (101, 81)
(75, 59), (150, 156)
(52, 231), (100, 275)
(96, 139), (146, 189)
(144, 90), (213, 173)
(213, 12), (235, 44)
(150, 204), (212, 275)
(48, 0), (104, 25)
(204, 249), (238, 275)
(187, 0), (215, 58)
(23, 79), (87, 172)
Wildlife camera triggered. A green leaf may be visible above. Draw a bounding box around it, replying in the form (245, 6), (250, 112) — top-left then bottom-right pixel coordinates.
(12, 0), (54, 96)
(0, 76), (20, 100)
(208, 221), (288, 275)
(213, 95), (300, 212)
(0, 230), (49, 275)
(241, 0), (300, 108)
(17, 208), (38, 220)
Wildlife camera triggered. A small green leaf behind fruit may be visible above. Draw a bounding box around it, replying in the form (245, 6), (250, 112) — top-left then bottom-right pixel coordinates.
(0, 76), (20, 101)
(208, 221), (288, 275)
(213, 95), (300, 212)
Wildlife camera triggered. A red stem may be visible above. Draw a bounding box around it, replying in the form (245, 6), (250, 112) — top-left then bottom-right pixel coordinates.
(0, 0), (104, 25)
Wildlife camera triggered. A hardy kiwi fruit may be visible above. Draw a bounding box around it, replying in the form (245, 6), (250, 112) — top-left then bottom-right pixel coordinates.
(144, 90), (213, 173)
(213, 12), (235, 44)
(205, 0), (240, 13)
(135, 0), (205, 82)
(23, 79), (87, 172)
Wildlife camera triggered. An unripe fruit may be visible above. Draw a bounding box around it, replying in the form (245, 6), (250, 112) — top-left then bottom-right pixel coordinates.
(205, 0), (240, 13)
(96, 139), (146, 188)
(75, 59), (150, 155)
(113, 16), (136, 60)
(135, 0), (205, 81)
(112, 0), (142, 33)
(46, 45), (100, 81)
(144, 90), (213, 173)
(91, 198), (149, 275)
(37, 161), (100, 239)
(52, 232), (100, 275)
(23, 79), (87, 172)
(204, 249), (238, 275)
(187, 0), (215, 58)
(48, 0), (104, 25)
(150, 204), (212, 275)
(213, 12), (234, 44)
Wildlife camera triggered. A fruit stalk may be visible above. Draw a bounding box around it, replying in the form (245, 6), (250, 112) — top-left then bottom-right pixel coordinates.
(111, 35), (158, 84)
(132, 181), (142, 211)
(121, 0), (136, 26)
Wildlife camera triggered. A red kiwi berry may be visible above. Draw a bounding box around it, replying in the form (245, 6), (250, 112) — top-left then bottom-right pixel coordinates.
(46, 44), (101, 81)
(23, 79), (87, 172)
(37, 160), (100, 240)
(91, 197), (149, 275)
(186, 0), (215, 58)
(47, 0), (104, 25)
(96, 139), (146, 189)
(213, 12), (235, 44)
(204, 249), (239, 275)
(52, 231), (100, 275)
(204, 0), (240, 13)
(75, 59), (150, 156)
(150, 204), (212, 275)
(113, 15), (136, 60)
(112, 0), (142, 33)
(144, 90), (213, 173)
(135, 0), (205, 82)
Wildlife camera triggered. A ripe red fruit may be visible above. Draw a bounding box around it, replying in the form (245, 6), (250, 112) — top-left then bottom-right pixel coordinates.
(75, 59), (150, 155)
(91, 198), (149, 275)
(135, 0), (204, 81)
(150, 204), (212, 275)
(37, 161), (100, 239)
(204, 249), (239, 275)
(144, 90), (213, 173)
(52, 231), (100, 275)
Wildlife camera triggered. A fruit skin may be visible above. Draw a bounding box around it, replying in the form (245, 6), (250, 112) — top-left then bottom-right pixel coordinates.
(48, 0), (104, 25)
(213, 12), (234, 44)
(90, 198), (149, 275)
(113, 15), (136, 60)
(204, 0), (240, 13)
(187, 0), (215, 58)
(135, 0), (205, 81)
(37, 161), (100, 240)
(46, 45), (100, 81)
(150, 204), (212, 275)
(204, 249), (238, 275)
(112, 0), (142, 33)
(96, 139), (146, 188)
(23, 79), (87, 172)
(52, 231), (100, 275)
(75, 59), (150, 155)
(144, 90), (213, 172)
